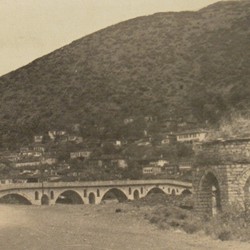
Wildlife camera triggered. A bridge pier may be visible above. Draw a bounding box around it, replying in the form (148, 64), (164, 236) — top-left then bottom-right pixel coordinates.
(193, 164), (250, 216)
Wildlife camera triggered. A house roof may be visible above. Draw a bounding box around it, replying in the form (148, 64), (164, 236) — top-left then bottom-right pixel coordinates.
(95, 154), (127, 160)
(176, 130), (208, 136)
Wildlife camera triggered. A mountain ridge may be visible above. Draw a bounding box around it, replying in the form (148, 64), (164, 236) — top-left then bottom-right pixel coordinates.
(0, 0), (249, 144)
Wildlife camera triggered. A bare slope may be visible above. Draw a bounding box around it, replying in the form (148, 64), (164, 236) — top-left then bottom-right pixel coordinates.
(0, 1), (249, 140)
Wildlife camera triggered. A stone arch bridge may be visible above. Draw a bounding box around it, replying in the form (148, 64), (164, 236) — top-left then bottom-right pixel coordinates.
(0, 179), (192, 205)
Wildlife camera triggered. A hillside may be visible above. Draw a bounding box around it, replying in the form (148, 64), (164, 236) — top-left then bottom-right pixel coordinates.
(0, 0), (249, 144)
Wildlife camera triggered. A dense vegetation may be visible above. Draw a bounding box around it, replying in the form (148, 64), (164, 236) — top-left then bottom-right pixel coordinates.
(0, 1), (249, 144)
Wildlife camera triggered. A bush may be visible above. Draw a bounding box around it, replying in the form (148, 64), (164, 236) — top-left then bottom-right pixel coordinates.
(182, 222), (200, 234)
(143, 199), (250, 242)
(218, 230), (232, 241)
(144, 204), (200, 232)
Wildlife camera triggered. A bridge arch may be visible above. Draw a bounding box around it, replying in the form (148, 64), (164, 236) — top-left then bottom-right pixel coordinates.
(182, 189), (192, 196)
(244, 177), (250, 210)
(89, 192), (95, 204)
(55, 190), (84, 204)
(133, 190), (140, 200)
(236, 168), (250, 210)
(0, 193), (32, 205)
(146, 187), (166, 196)
(171, 189), (176, 196)
(198, 171), (221, 216)
(41, 194), (49, 205)
(101, 188), (128, 203)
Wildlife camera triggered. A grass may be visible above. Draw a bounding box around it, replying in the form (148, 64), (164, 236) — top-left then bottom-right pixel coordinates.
(144, 204), (202, 234)
(134, 194), (250, 242)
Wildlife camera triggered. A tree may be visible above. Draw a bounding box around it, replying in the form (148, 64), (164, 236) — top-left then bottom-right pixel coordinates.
(69, 158), (87, 181)
(176, 143), (194, 158)
(121, 161), (142, 180)
(0, 162), (12, 177)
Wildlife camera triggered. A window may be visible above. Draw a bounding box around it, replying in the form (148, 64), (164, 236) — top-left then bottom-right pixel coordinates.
(129, 187), (132, 195)
(97, 189), (100, 197)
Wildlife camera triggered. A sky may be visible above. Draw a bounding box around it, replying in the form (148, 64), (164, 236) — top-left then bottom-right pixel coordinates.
(0, 0), (226, 76)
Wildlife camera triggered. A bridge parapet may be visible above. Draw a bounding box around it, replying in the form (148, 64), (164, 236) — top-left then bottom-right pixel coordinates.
(0, 179), (192, 191)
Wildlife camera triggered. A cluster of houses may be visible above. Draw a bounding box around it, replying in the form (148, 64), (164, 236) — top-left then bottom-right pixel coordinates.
(0, 121), (209, 184)
(142, 160), (193, 176)
(140, 129), (208, 177)
(48, 130), (83, 144)
(135, 130), (207, 148)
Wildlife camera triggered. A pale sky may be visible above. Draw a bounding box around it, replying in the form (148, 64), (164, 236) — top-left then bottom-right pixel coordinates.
(0, 0), (226, 76)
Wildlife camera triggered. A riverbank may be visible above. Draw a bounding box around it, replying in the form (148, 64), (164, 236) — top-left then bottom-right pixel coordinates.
(0, 203), (249, 250)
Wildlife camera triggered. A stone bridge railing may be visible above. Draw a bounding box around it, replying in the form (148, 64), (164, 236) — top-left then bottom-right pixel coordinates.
(0, 179), (192, 191)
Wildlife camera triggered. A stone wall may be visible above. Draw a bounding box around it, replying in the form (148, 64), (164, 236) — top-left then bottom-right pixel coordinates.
(201, 138), (250, 163)
(193, 137), (250, 215)
(193, 165), (229, 215)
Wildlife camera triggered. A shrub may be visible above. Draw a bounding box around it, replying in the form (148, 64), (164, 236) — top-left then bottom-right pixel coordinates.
(218, 230), (232, 241)
(182, 222), (200, 234)
(169, 219), (180, 227)
(144, 199), (250, 242)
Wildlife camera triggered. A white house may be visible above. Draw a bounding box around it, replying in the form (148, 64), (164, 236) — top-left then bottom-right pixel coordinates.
(124, 118), (134, 125)
(176, 131), (208, 143)
(161, 134), (176, 145)
(149, 160), (169, 167)
(15, 161), (41, 168)
(33, 146), (45, 153)
(70, 151), (91, 159)
(68, 135), (83, 144)
(34, 135), (43, 143)
(110, 159), (128, 169)
(156, 160), (169, 167)
(143, 166), (162, 175)
(41, 157), (57, 165)
(48, 130), (67, 140)
(178, 162), (192, 172)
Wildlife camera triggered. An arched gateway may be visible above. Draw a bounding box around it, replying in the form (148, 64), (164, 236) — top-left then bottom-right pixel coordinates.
(196, 171), (221, 216)
(193, 138), (250, 216)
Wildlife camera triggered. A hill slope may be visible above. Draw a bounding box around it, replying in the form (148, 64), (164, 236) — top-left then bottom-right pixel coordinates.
(0, 0), (249, 142)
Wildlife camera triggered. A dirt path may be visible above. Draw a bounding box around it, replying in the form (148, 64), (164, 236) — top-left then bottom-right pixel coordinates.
(0, 204), (249, 250)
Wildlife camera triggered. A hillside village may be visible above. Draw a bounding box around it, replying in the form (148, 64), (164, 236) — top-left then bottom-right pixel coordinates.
(0, 0), (249, 187)
(0, 116), (208, 184)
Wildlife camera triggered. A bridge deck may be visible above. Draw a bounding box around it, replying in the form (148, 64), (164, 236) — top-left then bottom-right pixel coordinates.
(0, 179), (192, 191)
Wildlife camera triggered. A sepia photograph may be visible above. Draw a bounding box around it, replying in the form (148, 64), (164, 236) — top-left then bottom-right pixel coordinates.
(0, 0), (250, 249)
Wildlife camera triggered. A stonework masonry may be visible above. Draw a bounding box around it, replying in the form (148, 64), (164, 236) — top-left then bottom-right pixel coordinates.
(193, 138), (250, 215)
(201, 138), (250, 163)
